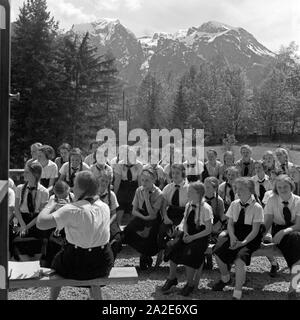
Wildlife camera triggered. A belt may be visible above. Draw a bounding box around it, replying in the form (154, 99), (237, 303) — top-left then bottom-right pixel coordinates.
(67, 242), (108, 252)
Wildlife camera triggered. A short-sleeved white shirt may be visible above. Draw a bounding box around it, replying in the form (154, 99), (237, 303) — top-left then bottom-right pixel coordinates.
(114, 160), (143, 181)
(34, 160), (58, 180)
(132, 185), (163, 211)
(262, 190), (274, 205)
(162, 180), (189, 207)
(52, 199), (110, 248)
(226, 196), (264, 225)
(252, 174), (273, 199)
(264, 193), (300, 225)
(59, 162), (90, 182)
(8, 187), (15, 208)
(16, 183), (49, 213)
(90, 163), (113, 181)
(184, 201), (214, 227)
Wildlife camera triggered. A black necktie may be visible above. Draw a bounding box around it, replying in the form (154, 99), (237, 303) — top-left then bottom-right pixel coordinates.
(258, 180), (266, 202)
(227, 183), (235, 202)
(281, 164), (286, 173)
(127, 165), (133, 182)
(243, 163), (250, 176)
(171, 185), (180, 206)
(236, 202), (249, 225)
(27, 187), (36, 214)
(205, 196), (214, 206)
(282, 201), (292, 226)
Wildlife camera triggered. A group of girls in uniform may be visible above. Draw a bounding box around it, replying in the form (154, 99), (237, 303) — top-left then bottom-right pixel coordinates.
(7, 142), (300, 299)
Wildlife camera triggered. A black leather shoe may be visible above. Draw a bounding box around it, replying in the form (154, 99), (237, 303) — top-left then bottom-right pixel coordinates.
(269, 263), (279, 277)
(212, 278), (231, 291)
(179, 283), (194, 297)
(161, 278), (178, 293)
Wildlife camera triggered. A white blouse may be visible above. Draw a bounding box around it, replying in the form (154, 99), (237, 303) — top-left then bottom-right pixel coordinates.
(264, 193), (300, 225)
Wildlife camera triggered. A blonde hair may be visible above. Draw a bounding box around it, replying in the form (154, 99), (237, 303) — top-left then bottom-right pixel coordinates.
(275, 148), (289, 162)
(235, 177), (256, 195)
(204, 176), (219, 190)
(240, 145), (252, 154)
(273, 174), (295, 194)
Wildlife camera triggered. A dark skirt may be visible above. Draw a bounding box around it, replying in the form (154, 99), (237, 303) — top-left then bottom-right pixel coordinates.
(117, 180), (139, 214)
(272, 224), (300, 269)
(40, 178), (50, 188)
(41, 230), (66, 268)
(169, 232), (209, 269)
(124, 216), (161, 256)
(51, 242), (114, 280)
(213, 224), (264, 266)
(166, 205), (185, 226)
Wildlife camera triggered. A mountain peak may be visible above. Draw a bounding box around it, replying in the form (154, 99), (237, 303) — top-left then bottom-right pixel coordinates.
(198, 21), (237, 33)
(93, 18), (120, 27)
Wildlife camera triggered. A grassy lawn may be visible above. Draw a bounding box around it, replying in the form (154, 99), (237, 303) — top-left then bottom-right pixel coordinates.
(8, 246), (291, 300)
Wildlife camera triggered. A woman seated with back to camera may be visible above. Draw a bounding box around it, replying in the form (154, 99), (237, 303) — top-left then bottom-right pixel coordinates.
(37, 171), (114, 300)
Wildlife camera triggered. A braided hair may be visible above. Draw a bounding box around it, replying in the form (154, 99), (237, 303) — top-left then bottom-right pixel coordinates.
(20, 162), (42, 209)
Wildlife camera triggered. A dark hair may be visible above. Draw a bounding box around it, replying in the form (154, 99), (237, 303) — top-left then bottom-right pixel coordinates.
(58, 143), (71, 152)
(188, 181), (205, 203)
(89, 140), (99, 150)
(76, 171), (99, 200)
(68, 148), (83, 187)
(20, 162), (43, 210)
(207, 149), (217, 157)
(235, 177), (261, 205)
(171, 163), (186, 179)
(39, 145), (55, 160)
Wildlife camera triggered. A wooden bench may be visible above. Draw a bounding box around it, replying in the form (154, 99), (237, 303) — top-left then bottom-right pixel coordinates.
(205, 243), (282, 257)
(9, 261), (138, 300)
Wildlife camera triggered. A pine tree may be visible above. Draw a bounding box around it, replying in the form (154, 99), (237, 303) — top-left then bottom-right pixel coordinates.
(11, 0), (60, 167)
(134, 72), (163, 132)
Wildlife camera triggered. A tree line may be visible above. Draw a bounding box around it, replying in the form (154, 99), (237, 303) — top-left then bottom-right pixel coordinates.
(10, 0), (300, 168)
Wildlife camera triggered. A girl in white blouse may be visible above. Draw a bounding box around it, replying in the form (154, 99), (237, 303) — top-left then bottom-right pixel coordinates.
(263, 174), (300, 299)
(161, 181), (213, 297)
(212, 177), (265, 300)
(37, 171), (114, 299)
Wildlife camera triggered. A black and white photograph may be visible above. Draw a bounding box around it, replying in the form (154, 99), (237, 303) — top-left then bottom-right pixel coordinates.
(1, 0), (300, 306)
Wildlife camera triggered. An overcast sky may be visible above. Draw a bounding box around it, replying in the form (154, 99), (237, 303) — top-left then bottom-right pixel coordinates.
(11, 0), (300, 53)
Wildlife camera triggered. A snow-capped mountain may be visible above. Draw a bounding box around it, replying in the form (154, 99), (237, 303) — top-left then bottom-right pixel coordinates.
(72, 19), (275, 86)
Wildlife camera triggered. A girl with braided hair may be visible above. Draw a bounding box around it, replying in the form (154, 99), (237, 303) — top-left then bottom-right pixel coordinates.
(59, 148), (90, 190)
